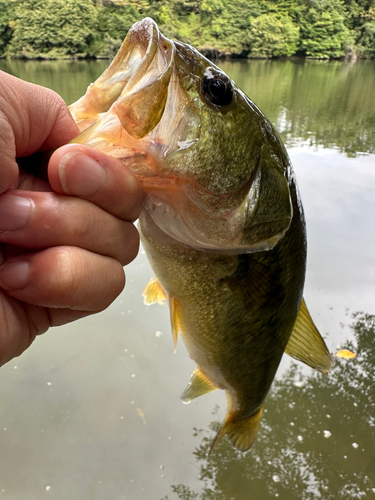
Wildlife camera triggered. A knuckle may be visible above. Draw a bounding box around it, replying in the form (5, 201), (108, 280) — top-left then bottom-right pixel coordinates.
(118, 222), (140, 265)
(48, 246), (125, 312)
(104, 159), (142, 221)
(46, 88), (70, 118)
(123, 173), (143, 221)
(55, 197), (98, 247)
(52, 246), (83, 306)
(72, 205), (97, 242)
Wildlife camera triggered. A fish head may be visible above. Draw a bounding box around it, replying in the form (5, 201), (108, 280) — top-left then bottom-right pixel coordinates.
(70, 17), (293, 254)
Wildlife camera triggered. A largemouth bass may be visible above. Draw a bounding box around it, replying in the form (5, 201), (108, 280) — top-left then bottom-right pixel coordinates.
(69, 18), (332, 453)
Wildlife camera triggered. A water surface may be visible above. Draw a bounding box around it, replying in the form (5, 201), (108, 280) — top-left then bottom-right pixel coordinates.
(0, 58), (374, 500)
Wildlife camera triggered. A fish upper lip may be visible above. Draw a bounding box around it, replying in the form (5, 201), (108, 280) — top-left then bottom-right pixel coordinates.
(68, 17), (174, 135)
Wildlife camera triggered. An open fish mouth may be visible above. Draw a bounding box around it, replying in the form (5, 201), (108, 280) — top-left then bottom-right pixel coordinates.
(70, 18), (174, 137)
(69, 18), (292, 254)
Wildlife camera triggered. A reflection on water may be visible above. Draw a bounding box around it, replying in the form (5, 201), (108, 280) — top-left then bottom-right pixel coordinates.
(162, 313), (375, 500)
(221, 59), (375, 157)
(0, 59), (108, 105)
(0, 58), (374, 499)
(1, 58), (375, 157)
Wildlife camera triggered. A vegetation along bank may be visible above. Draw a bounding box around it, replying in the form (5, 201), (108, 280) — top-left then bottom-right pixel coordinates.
(0, 0), (374, 60)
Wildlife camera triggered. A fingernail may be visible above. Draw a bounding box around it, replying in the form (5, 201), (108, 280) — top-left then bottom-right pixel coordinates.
(0, 261), (29, 290)
(0, 194), (32, 231)
(59, 152), (105, 196)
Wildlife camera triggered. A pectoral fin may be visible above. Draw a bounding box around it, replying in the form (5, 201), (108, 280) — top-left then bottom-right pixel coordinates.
(209, 404), (264, 455)
(142, 277), (167, 305)
(142, 280), (182, 353)
(285, 299), (332, 374)
(180, 368), (217, 403)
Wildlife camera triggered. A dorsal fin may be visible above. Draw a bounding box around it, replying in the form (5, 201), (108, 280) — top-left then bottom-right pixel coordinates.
(180, 368), (217, 403)
(285, 299), (332, 374)
(142, 277), (167, 305)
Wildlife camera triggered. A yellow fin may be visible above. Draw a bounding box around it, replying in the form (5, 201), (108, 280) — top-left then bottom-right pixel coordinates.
(209, 405), (264, 455)
(142, 277), (167, 305)
(180, 368), (217, 403)
(285, 299), (332, 374)
(169, 295), (182, 353)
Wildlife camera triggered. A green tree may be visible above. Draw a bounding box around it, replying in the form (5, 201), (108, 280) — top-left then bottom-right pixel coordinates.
(6, 0), (102, 59)
(96, 2), (141, 57)
(248, 13), (300, 57)
(355, 6), (375, 56)
(97, 3), (139, 40)
(0, 0), (374, 60)
(299, 0), (354, 58)
(0, 0), (15, 57)
(267, 0), (305, 20)
(173, 0), (204, 16)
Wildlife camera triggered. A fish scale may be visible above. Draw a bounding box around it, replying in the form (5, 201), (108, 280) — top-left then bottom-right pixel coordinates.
(68, 17), (332, 453)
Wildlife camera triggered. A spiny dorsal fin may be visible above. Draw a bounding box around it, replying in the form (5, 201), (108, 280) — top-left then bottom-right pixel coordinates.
(285, 299), (332, 374)
(208, 404), (264, 455)
(142, 277), (167, 305)
(180, 368), (217, 403)
(169, 294), (182, 353)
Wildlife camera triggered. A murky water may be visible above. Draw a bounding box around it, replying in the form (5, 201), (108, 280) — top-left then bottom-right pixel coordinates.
(0, 58), (374, 499)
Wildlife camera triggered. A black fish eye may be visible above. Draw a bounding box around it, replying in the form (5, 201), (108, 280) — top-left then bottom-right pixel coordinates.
(202, 73), (233, 107)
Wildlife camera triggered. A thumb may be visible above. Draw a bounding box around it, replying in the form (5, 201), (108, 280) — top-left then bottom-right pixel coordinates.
(0, 71), (79, 193)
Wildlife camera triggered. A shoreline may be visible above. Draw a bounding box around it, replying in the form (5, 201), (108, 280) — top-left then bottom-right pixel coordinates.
(0, 54), (372, 62)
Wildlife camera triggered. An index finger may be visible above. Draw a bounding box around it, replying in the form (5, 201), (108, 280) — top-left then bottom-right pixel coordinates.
(0, 71), (79, 193)
(48, 144), (143, 222)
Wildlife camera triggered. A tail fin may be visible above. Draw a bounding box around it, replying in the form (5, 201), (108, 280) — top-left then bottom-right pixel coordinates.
(208, 405), (264, 455)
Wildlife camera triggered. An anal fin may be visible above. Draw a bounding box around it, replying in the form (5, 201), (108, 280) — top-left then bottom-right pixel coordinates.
(142, 277), (167, 305)
(285, 298), (333, 374)
(180, 368), (217, 403)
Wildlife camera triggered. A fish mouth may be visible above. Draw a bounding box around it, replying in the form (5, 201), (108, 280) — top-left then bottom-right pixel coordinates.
(69, 18), (174, 140)
(69, 17), (179, 197)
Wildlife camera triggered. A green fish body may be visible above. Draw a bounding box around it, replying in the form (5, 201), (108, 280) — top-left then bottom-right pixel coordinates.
(69, 18), (332, 452)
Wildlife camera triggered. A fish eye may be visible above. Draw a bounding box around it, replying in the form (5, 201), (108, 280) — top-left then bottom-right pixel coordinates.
(202, 73), (233, 107)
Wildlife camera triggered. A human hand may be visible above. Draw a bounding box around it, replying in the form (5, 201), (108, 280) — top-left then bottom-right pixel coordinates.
(0, 71), (143, 365)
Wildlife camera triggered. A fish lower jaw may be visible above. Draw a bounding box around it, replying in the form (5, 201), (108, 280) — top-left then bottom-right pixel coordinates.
(141, 199), (285, 255)
(139, 208), (197, 252)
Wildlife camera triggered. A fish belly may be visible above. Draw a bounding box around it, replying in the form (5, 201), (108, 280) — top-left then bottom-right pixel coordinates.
(139, 208), (305, 420)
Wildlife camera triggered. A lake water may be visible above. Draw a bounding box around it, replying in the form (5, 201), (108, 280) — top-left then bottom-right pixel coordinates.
(0, 58), (374, 500)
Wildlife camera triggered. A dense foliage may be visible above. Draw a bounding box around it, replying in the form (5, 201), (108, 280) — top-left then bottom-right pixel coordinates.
(0, 0), (374, 59)
(4, 0), (102, 58)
